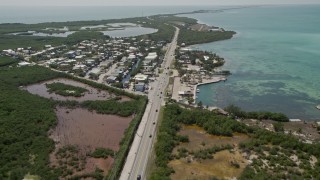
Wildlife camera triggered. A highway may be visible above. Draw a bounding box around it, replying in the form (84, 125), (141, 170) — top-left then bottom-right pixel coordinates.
(120, 26), (179, 180)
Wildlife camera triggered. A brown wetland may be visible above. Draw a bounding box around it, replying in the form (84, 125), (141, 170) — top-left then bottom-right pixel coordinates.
(49, 107), (133, 176)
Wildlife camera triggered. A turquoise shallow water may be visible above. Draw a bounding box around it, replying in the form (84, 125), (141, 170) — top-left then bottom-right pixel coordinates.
(186, 5), (320, 120)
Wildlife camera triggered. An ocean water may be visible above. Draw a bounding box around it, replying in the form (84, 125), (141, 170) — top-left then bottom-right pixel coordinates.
(0, 6), (207, 24)
(185, 5), (320, 120)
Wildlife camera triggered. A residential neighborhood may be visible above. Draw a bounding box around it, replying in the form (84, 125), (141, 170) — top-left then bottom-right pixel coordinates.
(2, 37), (167, 94)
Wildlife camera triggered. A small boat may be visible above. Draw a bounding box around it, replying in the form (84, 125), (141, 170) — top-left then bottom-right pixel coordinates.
(316, 105), (320, 110)
(196, 89), (200, 93)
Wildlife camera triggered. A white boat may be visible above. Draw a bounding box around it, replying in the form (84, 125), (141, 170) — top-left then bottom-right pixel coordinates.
(196, 89), (200, 93)
(316, 105), (320, 110)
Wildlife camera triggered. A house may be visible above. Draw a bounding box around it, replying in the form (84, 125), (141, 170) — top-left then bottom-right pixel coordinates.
(123, 81), (130, 88)
(127, 54), (136, 60)
(145, 52), (158, 61)
(44, 45), (52, 49)
(66, 51), (76, 59)
(106, 76), (117, 83)
(89, 68), (101, 76)
(143, 66), (154, 72)
(2, 49), (16, 56)
(135, 83), (145, 92)
(76, 50), (82, 56)
(73, 64), (87, 70)
(134, 73), (148, 83)
(85, 59), (95, 66)
(178, 91), (193, 97)
(18, 61), (31, 67)
(75, 55), (85, 60)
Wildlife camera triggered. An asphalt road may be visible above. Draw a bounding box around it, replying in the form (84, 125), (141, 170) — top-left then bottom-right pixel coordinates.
(123, 27), (180, 180)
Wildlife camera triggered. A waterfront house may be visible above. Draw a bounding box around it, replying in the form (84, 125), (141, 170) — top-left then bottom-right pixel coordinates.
(178, 91), (193, 97)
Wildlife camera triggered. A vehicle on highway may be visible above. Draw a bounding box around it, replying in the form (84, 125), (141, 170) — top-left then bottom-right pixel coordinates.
(153, 122), (156, 125)
(149, 134), (152, 138)
(137, 175), (141, 180)
(156, 109), (158, 112)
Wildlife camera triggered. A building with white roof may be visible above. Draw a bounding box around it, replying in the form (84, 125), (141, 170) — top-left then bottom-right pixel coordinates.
(134, 73), (148, 83)
(145, 52), (158, 61)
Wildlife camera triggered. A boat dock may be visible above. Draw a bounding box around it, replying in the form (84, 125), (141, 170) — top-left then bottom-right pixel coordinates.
(193, 76), (227, 103)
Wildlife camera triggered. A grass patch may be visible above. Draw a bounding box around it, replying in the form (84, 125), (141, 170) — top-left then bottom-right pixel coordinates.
(0, 56), (18, 67)
(46, 82), (88, 97)
(90, 148), (115, 158)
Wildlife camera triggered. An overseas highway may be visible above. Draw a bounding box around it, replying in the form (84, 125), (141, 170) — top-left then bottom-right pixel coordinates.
(120, 27), (179, 180)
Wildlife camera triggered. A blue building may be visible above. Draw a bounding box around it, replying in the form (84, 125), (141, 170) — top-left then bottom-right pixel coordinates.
(135, 83), (145, 92)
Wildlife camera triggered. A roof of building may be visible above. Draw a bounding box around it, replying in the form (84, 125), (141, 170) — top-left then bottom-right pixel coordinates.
(178, 91), (193, 95)
(90, 68), (101, 74)
(145, 52), (158, 60)
(128, 54), (136, 59)
(134, 74), (148, 81)
(107, 76), (117, 81)
(135, 82), (145, 86)
(18, 62), (31, 66)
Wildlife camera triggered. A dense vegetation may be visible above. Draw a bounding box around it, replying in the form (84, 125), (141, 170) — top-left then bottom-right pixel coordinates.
(0, 56), (18, 67)
(0, 66), (63, 179)
(0, 65), (147, 180)
(0, 31), (107, 51)
(239, 129), (320, 179)
(46, 82), (88, 97)
(90, 148), (115, 158)
(65, 31), (107, 45)
(0, 34), (65, 50)
(150, 104), (320, 180)
(143, 23), (175, 43)
(82, 99), (140, 117)
(225, 105), (289, 122)
(178, 29), (235, 46)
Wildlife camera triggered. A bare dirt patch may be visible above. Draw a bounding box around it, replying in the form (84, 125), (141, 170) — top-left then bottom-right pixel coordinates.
(51, 107), (132, 151)
(175, 125), (250, 152)
(24, 78), (127, 102)
(49, 107), (133, 177)
(170, 150), (247, 180)
(170, 125), (250, 180)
